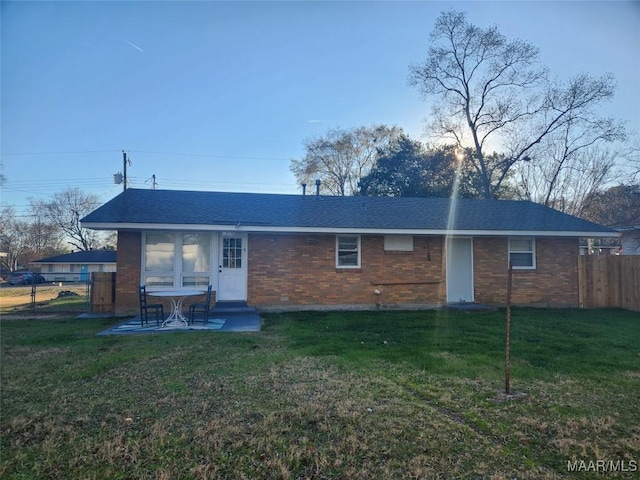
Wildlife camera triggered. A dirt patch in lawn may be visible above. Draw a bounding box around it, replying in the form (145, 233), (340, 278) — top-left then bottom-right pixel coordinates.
(1, 291), (58, 308)
(0, 285), (88, 315)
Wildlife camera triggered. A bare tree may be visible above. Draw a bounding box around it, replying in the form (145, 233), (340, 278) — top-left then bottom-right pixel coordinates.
(43, 188), (102, 251)
(620, 138), (640, 183)
(0, 207), (30, 271)
(290, 124), (402, 196)
(581, 184), (640, 226)
(27, 199), (65, 256)
(409, 10), (626, 199)
(513, 143), (622, 217)
(510, 74), (626, 211)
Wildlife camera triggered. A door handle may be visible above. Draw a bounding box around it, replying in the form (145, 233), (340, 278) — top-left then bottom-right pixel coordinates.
(218, 265), (222, 273)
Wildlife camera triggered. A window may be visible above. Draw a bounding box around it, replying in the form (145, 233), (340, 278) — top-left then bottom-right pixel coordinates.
(509, 238), (536, 269)
(222, 237), (243, 268)
(144, 233), (212, 288)
(182, 234), (211, 272)
(384, 235), (414, 252)
(336, 236), (360, 268)
(144, 233), (175, 287)
(182, 234), (211, 287)
(145, 234), (175, 272)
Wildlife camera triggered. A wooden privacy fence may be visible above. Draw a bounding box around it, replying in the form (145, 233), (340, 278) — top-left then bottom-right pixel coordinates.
(578, 255), (640, 312)
(91, 272), (116, 313)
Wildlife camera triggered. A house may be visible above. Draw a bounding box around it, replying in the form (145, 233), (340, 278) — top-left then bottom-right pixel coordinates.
(31, 250), (117, 282)
(617, 226), (640, 255)
(80, 188), (618, 314)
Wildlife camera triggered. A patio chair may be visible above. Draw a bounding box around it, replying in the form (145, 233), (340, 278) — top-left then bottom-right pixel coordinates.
(189, 285), (212, 325)
(139, 285), (164, 327)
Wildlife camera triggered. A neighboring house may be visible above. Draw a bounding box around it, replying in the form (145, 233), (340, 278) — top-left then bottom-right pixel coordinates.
(0, 252), (8, 281)
(81, 189), (618, 314)
(578, 243), (620, 256)
(31, 250), (117, 282)
(617, 226), (640, 255)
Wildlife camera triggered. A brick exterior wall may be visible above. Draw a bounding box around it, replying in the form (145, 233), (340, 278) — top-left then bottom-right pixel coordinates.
(113, 231), (579, 312)
(248, 234), (446, 307)
(115, 231), (142, 314)
(114, 231), (212, 314)
(473, 237), (579, 307)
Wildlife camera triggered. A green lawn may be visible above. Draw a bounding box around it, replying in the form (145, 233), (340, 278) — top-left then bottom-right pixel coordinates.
(1, 308), (638, 479)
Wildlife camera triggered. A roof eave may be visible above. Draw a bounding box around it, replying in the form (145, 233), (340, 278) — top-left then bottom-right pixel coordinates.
(31, 261), (116, 264)
(82, 222), (619, 238)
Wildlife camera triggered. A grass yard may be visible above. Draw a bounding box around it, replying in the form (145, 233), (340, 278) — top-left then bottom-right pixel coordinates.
(1, 308), (638, 479)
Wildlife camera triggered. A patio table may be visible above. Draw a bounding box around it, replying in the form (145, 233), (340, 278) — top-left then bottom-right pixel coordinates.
(148, 289), (204, 327)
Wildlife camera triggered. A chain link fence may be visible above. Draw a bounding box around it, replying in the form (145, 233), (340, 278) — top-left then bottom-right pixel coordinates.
(1, 272), (92, 315)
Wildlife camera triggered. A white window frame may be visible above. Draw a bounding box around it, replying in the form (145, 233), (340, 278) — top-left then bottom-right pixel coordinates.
(142, 232), (214, 289)
(508, 237), (536, 270)
(336, 235), (361, 269)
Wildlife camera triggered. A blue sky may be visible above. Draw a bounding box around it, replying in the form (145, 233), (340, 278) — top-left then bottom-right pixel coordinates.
(2, 1), (639, 216)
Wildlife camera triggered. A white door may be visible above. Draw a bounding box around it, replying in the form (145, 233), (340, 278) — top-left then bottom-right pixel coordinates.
(446, 237), (474, 303)
(217, 234), (247, 301)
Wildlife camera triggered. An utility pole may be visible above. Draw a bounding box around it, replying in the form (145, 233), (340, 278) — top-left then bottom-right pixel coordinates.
(122, 151), (128, 190)
(146, 174), (158, 190)
(114, 151), (133, 190)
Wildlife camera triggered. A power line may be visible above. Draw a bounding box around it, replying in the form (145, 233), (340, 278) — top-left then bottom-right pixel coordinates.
(0, 149), (121, 156)
(128, 150), (292, 162)
(1, 148), (295, 162)
(1, 177), (300, 207)
(3, 178), (109, 184)
(3, 177), (299, 195)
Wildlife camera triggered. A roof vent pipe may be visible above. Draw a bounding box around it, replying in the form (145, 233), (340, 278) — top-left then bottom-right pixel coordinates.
(302, 183), (307, 195)
(315, 179), (321, 197)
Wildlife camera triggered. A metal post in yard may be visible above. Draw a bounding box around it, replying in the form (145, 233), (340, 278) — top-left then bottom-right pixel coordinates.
(86, 275), (92, 310)
(89, 272), (94, 313)
(505, 261), (513, 395)
(30, 280), (37, 312)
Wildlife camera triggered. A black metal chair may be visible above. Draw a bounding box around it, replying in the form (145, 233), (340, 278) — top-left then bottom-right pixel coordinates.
(139, 285), (164, 327)
(189, 285), (212, 325)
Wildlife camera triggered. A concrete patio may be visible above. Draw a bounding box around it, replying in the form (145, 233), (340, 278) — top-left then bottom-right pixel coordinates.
(95, 306), (261, 335)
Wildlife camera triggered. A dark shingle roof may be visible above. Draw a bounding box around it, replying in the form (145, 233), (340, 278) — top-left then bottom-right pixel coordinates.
(32, 250), (117, 264)
(80, 189), (616, 236)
